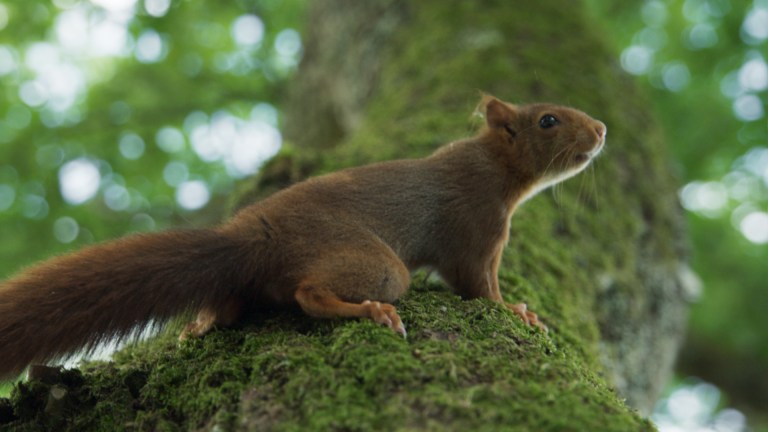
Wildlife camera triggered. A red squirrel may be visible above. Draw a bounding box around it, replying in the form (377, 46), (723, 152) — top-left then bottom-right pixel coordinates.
(0, 96), (606, 380)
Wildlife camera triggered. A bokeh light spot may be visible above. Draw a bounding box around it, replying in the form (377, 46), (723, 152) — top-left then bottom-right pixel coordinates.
(0, 3), (8, 31)
(642, 1), (668, 27)
(621, 45), (654, 75)
(739, 211), (768, 244)
(687, 23), (718, 49)
(91, 18), (131, 57)
(680, 181), (729, 217)
(274, 29), (302, 57)
(53, 216), (80, 243)
(144, 0), (170, 17)
(742, 7), (768, 41)
(59, 158), (101, 204)
(163, 161), (189, 186)
(732, 94), (764, 121)
(232, 14), (264, 46)
(0, 45), (16, 76)
(662, 62), (691, 92)
(130, 212), (156, 231)
(176, 180), (209, 210)
(738, 57), (768, 92)
(119, 132), (145, 159)
(104, 184), (131, 211)
(250, 102), (278, 127)
(56, 8), (89, 52)
(36, 145), (65, 168)
(156, 126), (185, 153)
(0, 184), (15, 211)
(231, 121), (281, 176)
(21, 195), (49, 220)
(188, 109), (282, 176)
(90, 0), (138, 13)
(135, 29), (166, 63)
(19, 81), (49, 107)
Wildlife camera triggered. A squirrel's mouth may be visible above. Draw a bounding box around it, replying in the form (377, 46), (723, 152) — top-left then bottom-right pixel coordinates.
(574, 139), (605, 164)
(573, 153), (590, 164)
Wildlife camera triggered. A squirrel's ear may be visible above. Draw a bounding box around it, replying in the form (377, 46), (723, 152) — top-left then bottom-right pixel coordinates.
(477, 94), (517, 132)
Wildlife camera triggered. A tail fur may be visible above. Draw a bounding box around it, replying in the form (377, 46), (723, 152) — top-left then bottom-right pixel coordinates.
(0, 229), (255, 380)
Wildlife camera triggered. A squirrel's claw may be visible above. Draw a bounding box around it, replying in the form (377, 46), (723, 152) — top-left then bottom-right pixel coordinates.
(362, 300), (407, 338)
(507, 302), (548, 333)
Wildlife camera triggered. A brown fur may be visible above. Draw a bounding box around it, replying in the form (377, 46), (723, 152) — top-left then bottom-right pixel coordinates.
(0, 96), (606, 379)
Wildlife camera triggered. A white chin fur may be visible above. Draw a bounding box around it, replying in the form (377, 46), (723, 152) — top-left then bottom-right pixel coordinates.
(518, 161), (592, 205)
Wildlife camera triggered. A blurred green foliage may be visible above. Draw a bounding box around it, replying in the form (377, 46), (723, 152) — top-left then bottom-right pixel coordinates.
(0, 0), (766, 429)
(0, 0), (304, 277)
(604, 0), (768, 353)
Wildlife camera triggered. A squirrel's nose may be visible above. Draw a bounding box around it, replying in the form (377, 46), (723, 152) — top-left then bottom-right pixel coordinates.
(594, 121), (607, 140)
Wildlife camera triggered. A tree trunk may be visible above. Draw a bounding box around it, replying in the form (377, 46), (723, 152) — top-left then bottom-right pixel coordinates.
(283, 0), (693, 415)
(1, 1), (692, 430)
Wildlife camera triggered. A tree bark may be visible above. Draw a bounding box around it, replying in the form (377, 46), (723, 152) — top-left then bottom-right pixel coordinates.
(1, 1), (692, 430)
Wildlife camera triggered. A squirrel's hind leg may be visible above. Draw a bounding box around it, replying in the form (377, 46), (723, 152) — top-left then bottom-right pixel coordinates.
(293, 244), (411, 336)
(295, 286), (407, 336)
(179, 297), (243, 341)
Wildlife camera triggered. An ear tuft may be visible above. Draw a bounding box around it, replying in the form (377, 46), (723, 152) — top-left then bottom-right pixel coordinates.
(476, 94), (516, 130)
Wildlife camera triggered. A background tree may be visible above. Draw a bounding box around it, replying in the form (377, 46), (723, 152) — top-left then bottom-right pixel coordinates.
(0, 0), (764, 430)
(592, 2), (768, 429)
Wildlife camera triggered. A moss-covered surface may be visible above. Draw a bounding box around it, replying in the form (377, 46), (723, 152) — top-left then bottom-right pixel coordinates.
(1, 0), (683, 430)
(1, 284), (652, 431)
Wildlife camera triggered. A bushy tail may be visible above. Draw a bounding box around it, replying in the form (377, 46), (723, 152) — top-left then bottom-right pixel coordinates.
(0, 229), (255, 380)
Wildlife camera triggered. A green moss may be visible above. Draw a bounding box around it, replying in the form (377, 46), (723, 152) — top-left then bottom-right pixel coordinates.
(1, 289), (651, 431)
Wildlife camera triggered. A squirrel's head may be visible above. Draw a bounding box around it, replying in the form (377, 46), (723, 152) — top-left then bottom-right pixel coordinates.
(479, 95), (606, 188)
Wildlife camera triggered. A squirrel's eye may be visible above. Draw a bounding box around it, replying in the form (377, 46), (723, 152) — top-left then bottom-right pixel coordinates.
(539, 115), (559, 129)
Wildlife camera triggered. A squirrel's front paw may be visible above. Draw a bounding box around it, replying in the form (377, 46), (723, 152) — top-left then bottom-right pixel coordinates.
(362, 300), (407, 337)
(507, 303), (548, 333)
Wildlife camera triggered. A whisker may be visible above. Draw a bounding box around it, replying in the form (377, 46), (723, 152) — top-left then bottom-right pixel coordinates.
(576, 168), (587, 209)
(542, 144), (572, 180)
(545, 145), (577, 209)
(552, 183), (561, 206)
(590, 160), (600, 210)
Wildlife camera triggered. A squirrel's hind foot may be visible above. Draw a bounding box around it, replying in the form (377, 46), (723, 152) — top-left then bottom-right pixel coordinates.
(179, 309), (217, 341)
(362, 300), (407, 337)
(295, 285), (407, 337)
(507, 303), (548, 333)
(179, 299), (244, 341)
